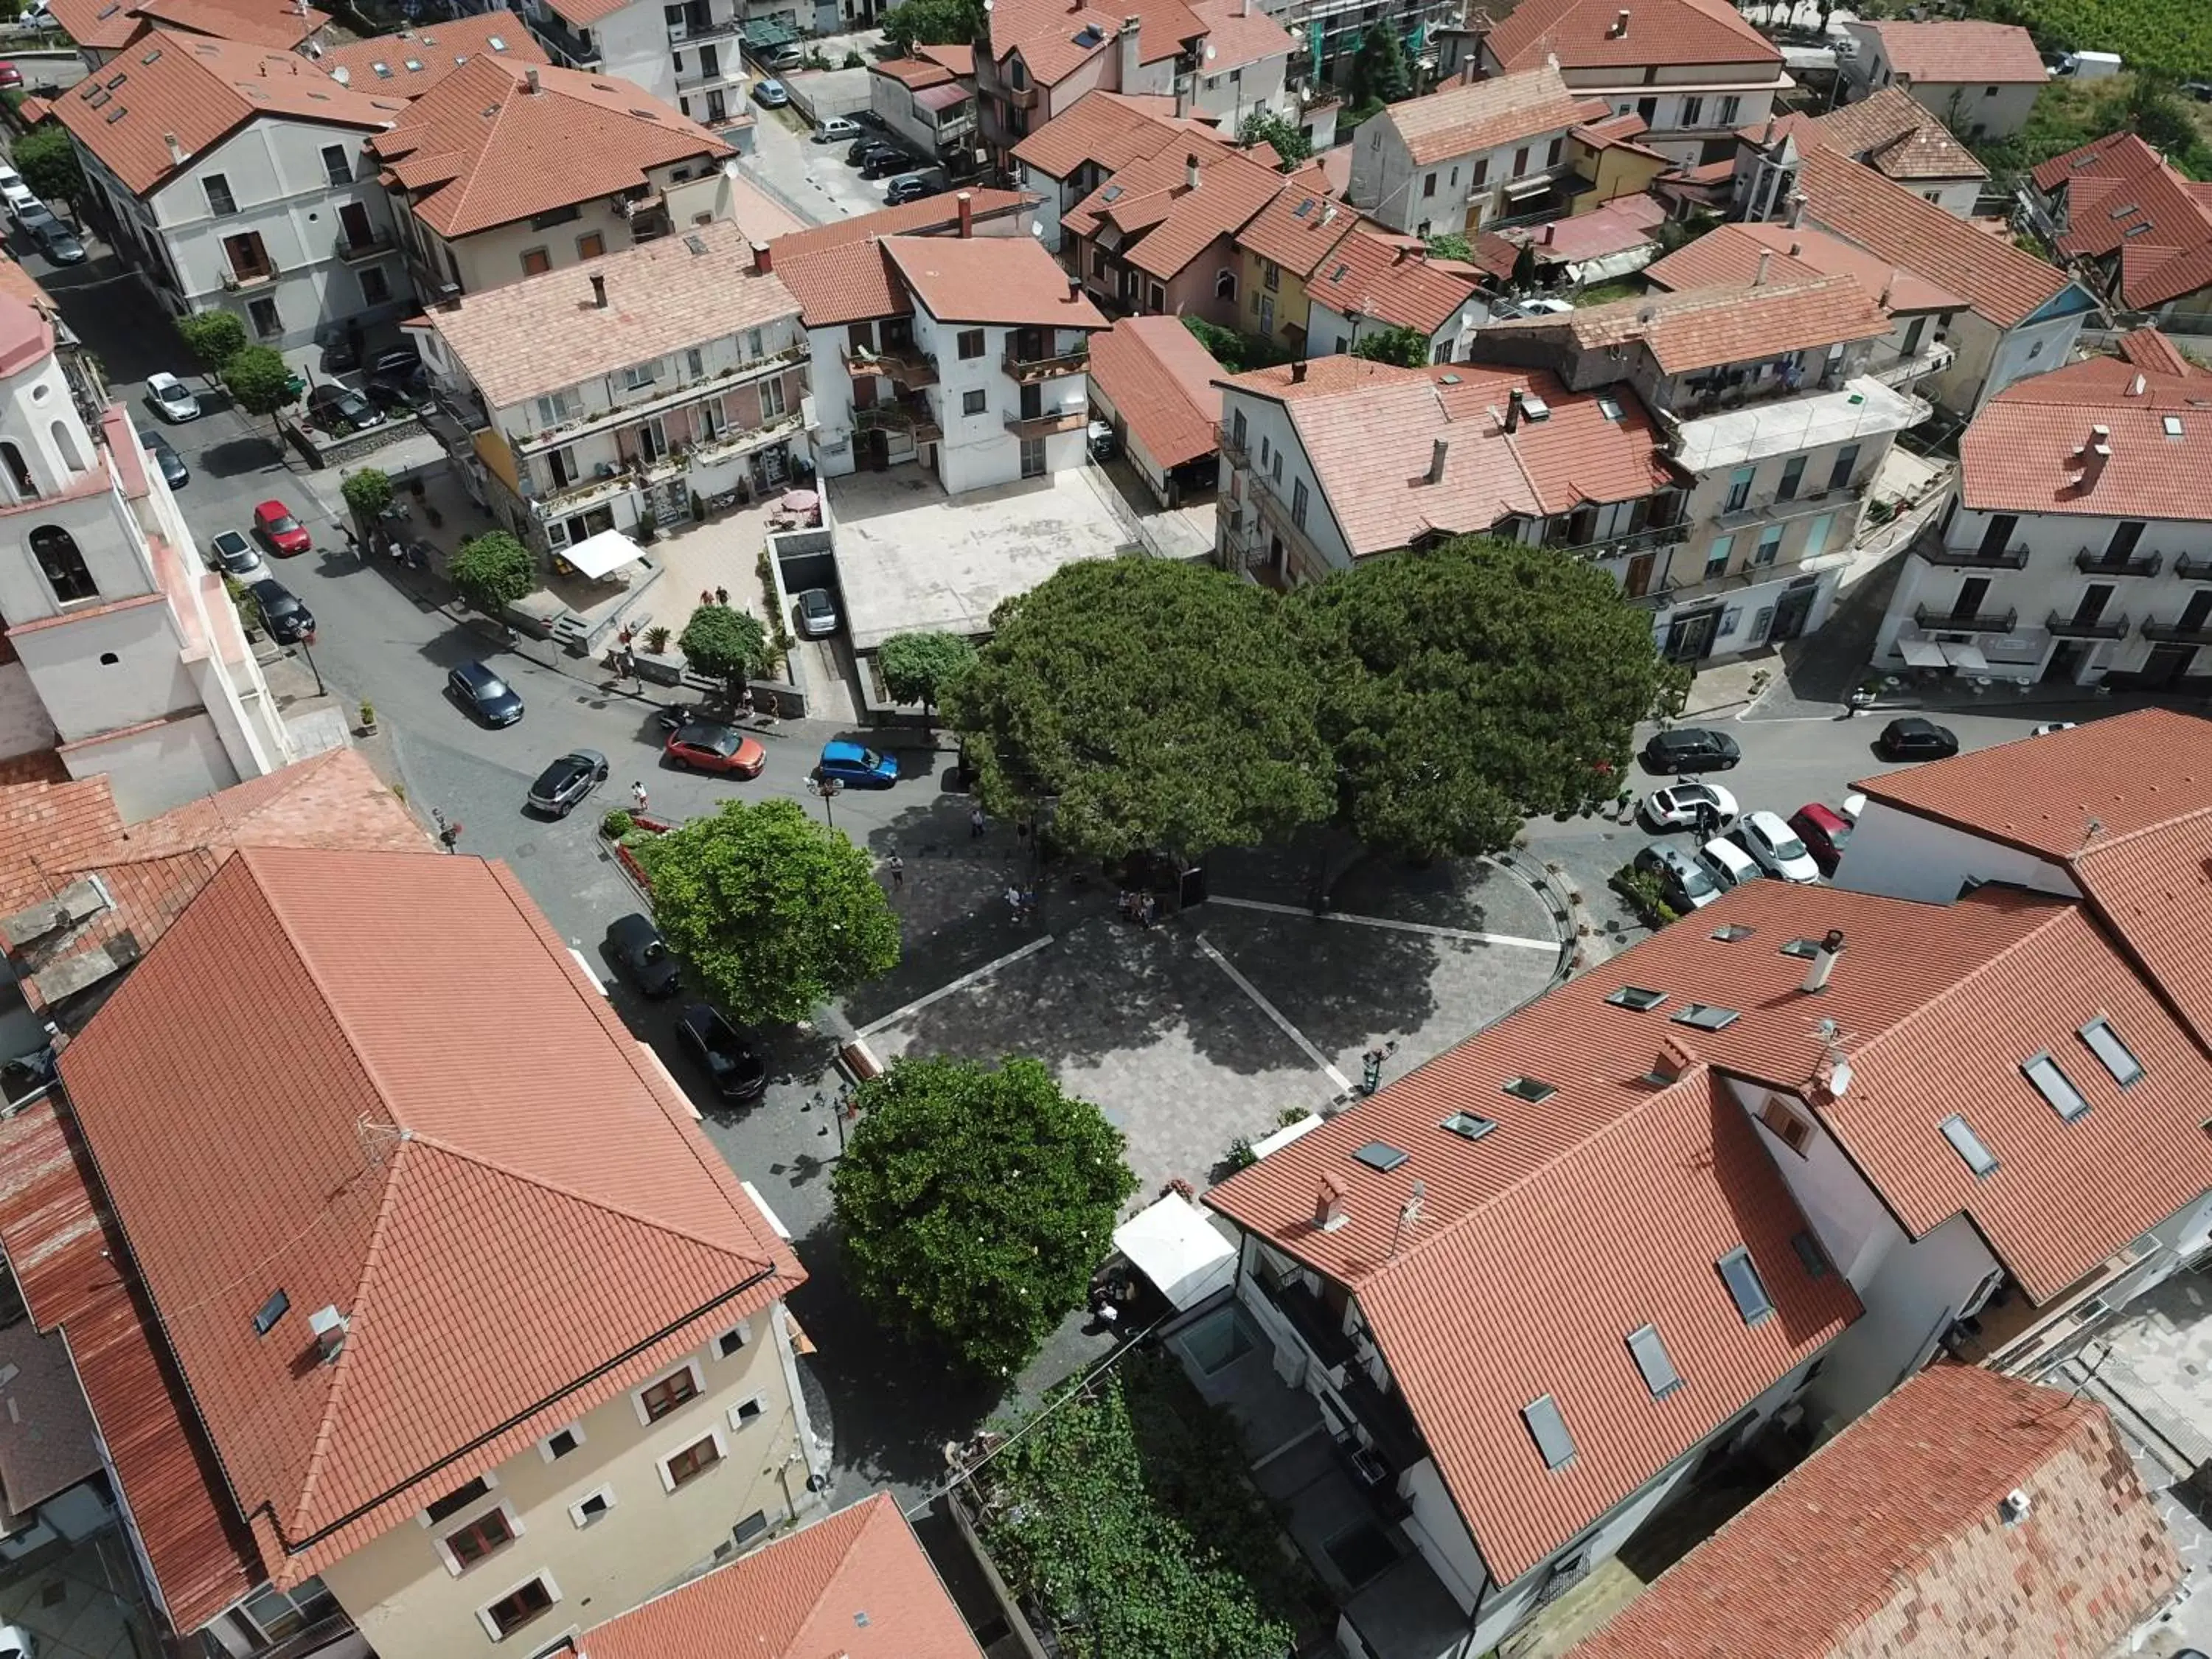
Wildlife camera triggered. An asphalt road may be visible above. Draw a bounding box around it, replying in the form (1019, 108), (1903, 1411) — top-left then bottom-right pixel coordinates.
(743, 101), (939, 226)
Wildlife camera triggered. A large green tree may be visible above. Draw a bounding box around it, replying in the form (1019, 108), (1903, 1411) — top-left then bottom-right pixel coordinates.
(832, 1054), (1135, 1376)
(1237, 108), (1312, 168)
(880, 0), (984, 57)
(941, 557), (1332, 861)
(175, 310), (246, 383)
(219, 344), (298, 436)
(1352, 324), (1431, 367)
(1288, 536), (1682, 863)
(1347, 22), (1412, 108)
(446, 530), (535, 614)
(639, 798), (899, 1024)
(12, 127), (81, 209)
(678, 604), (768, 704)
(876, 628), (975, 725)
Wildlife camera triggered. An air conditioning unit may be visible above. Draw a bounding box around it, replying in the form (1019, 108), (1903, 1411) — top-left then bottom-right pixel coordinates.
(1348, 1445), (1390, 1489)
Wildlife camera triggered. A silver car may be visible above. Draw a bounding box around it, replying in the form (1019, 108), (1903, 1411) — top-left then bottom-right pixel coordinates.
(206, 529), (263, 578)
(794, 588), (839, 637)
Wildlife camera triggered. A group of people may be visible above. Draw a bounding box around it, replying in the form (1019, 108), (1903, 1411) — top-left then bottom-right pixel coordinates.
(1119, 888), (1161, 928)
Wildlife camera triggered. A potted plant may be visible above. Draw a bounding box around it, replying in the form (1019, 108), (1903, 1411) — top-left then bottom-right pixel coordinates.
(636, 509), (659, 544)
(644, 625), (672, 653)
(358, 701), (378, 736)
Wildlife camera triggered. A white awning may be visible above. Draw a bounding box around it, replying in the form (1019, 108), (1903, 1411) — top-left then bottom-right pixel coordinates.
(1113, 1193), (1235, 1311)
(561, 529), (646, 580)
(1899, 637), (1947, 668)
(1942, 641), (1991, 672)
(1504, 175), (1552, 199)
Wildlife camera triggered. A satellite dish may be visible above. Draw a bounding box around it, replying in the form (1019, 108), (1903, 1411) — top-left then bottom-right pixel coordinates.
(1204, 41), (1216, 57)
(1828, 1059), (1852, 1096)
(1031, 220), (1045, 237)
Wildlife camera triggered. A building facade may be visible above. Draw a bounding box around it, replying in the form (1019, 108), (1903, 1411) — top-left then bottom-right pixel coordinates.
(1840, 20), (2045, 142)
(518, 0), (755, 129)
(1346, 66), (1601, 237)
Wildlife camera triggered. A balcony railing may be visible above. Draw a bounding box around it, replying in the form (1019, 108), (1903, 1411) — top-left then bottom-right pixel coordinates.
(219, 263), (278, 292)
(1868, 341), (1956, 388)
(531, 14), (599, 64)
(1336, 1349), (1427, 1475)
(1915, 605), (2019, 633)
(1005, 408), (1086, 438)
(1923, 541), (2030, 570)
(2140, 618), (2212, 645)
(2075, 547), (2163, 577)
(1001, 345), (1090, 383)
(841, 342), (937, 389)
(1543, 519), (1691, 560)
(333, 231), (394, 263)
(1215, 420), (1248, 467)
(1007, 82), (1039, 109)
(1254, 1270), (1356, 1372)
(2177, 553), (2212, 581)
(665, 14), (743, 43)
(857, 403), (942, 443)
(1711, 484), (1863, 533)
(2045, 611), (2131, 640)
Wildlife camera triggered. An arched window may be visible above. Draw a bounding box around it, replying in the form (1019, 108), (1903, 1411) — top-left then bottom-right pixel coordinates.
(49, 420), (84, 475)
(29, 526), (96, 602)
(1214, 268), (1237, 302)
(0, 442), (35, 501)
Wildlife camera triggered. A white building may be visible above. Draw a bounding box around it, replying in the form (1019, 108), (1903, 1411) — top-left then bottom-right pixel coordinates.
(1840, 19), (2045, 143)
(1346, 65), (1604, 237)
(518, 0), (755, 131)
(54, 32), (414, 352)
(0, 294), (293, 818)
(1731, 88), (1988, 220)
(869, 53), (981, 172)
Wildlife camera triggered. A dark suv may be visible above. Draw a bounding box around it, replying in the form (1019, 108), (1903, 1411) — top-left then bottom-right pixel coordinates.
(1642, 726), (1741, 773)
(605, 913), (681, 998)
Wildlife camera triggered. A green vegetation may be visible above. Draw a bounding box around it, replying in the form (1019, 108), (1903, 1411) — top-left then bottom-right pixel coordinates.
(1348, 21), (1412, 107)
(175, 310), (246, 381)
(340, 467), (393, 526)
(1577, 279), (1646, 306)
(1424, 231), (1476, 262)
(1610, 862), (1679, 928)
(1351, 324), (1433, 366)
(832, 1055), (1135, 1376)
(1961, 0), (2212, 87)
(218, 345), (299, 435)
(12, 127), (80, 208)
(880, 0), (983, 57)
(876, 628), (976, 723)
(678, 603), (768, 703)
(639, 798), (900, 1024)
(445, 531), (535, 615)
(600, 808), (636, 839)
(1237, 108), (1313, 167)
(1972, 71), (2211, 182)
(1180, 314), (1291, 373)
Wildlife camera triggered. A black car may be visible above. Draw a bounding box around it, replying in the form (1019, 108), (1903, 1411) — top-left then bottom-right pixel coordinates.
(860, 149), (910, 180)
(307, 383), (383, 432)
(526, 748), (608, 815)
(447, 660), (524, 726)
(369, 343), (422, 379)
(319, 337), (363, 375)
(134, 426), (188, 488)
(248, 578), (314, 644)
(848, 137), (897, 166)
(1641, 726), (1742, 773)
(884, 173), (945, 205)
(675, 1003), (767, 1101)
(605, 912), (681, 998)
(1877, 717), (1960, 761)
(365, 367), (428, 412)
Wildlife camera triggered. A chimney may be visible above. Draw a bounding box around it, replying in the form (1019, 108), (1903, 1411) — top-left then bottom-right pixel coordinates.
(1291, 359), (1307, 383)
(1185, 151), (1201, 191)
(1753, 247), (1772, 286)
(750, 240), (772, 274)
(1607, 6), (1629, 35)
(1314, 1175), (1348, 1232)
(589, 273), (608, 308)
(2081, 426), (2112, 487)
(1462, 56), (1481, 85)
(956, 189), (973, 237)
(524, 65), (540, 92)
(1787, 192), (1805, 229)
(1064, 275), (1082, 302)
(1119, 14), (1141, 86)
(1427, 437), (1448, 482)
(1649, 1035), (1695, 1085)
(1761, 116), (1775, 145)
(1878, 266), (1899, 308)
(1540, 223), (1554, 246)
(1506, 386), (1523, 432)
(307, 1305), (349, 1363)
(163, 131), (186, 167)
(1800, 928), (1847, 994)
(1788, 240), (1801, 257)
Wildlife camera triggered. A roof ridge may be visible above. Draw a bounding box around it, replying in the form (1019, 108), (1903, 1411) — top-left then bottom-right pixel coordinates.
(2069, 799), (2212, 860)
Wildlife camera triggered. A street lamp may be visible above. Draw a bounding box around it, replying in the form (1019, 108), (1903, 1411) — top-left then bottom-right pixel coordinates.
(295, 633), (325, 698)
(807, 774), (843, 830)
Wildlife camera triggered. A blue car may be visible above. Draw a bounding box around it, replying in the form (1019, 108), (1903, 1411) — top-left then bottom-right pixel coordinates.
(818, 741), (897, 789)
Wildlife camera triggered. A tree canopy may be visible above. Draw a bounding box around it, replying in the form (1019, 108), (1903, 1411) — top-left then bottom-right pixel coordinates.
(1237, 108), (1312, 167)
(640, 798), (899, 1025)
(175, 310), (246, 380)
(941, 557), (1333, 861)
(831, 1054), (1135, 1376)
(1180, 314), (1290, 374)
(339, 467), (392, 526)
(1423, 231), (1475, 263)
(877, 628), (976, 720)
(678, 604), (768, 702)
(13, 127), (80, 206)
(1348, 22), (1412, 108)
(1352, 324), (1432, 367)
(1288, 537), (1683, 862)
(880, 0), (983, 57)
(219, 345), (298, 431)
(446, 530), (534, 615)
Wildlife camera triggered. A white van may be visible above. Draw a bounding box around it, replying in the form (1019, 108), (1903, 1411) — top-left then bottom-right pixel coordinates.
(1697, 835), (1761, 892)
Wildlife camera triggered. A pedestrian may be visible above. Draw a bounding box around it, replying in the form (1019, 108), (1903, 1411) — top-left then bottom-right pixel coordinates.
(1140, 891), (1158, 928)
(970, 804), (987, 839)
(1004, 883), (1022, 914)
(714, 585), (730, 606)
(700, 589), (714, 608)
(632, 781), (649, 813)
(888, 852), (905, 893)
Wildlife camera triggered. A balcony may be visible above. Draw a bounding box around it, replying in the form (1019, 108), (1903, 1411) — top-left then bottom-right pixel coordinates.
(1255, 1270), (1356, 1374)
(673, 52), (740, 85)
(1006, 81), (1039, 110)
(1001, 345), (1090, 383)
(664, 13), (743, 44)
(1868, 340), (1956, 389)
(1543, 518), (1691, 560)
(532, 465), (636, 516)
(1922, 541), (2030, 570)
(857, 403), (942, 444)
(2075, 547), (2163, 577)
(1711, 483), (1863, 533)
(2177, 553), (2212, 580)
(2045, 611), (2131, 640)
(333, 230), (394, 264)
(1915, 605), (2019, 633)
(1005, 407), (1086, 438)
(1215, 420), (1248, 467)
(841, 342), (937, 389)
(1336, 1350), (1427, 1475)
(2140, 617), (2212, 645)
(530, 14), (599, 65)
(219, 262), (278, 293)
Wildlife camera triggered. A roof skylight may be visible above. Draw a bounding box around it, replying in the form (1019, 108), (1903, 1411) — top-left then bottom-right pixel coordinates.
(1502, 1076), (1555, 1103)
(1709, 922), (1755, 942)
(2164, 416), (2185, 437)
(1522, 1394), (1576, 1469)
(1597, 394), (1623, 421)
(1353, 1141), (1408, 1172)
(2079, 1017), (2143, 1085)
(2021, 1051), (2089, 1122)
(1778, 938), (1822, 959)
(1940, 1113), (1998, 1176)
(1605, 985), (1666, 1010)
(1441, 1110), (1497, 1141)
(1716, 1248), (1773, 1324)
(253, 1289), (289, 1336)
(1625, 1324), (1681, 1397)
(1672, 1003), (1739, 1032)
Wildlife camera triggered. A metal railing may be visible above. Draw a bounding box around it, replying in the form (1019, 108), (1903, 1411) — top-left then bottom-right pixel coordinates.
(843, 343), (938, 389)
(1004, 408), (1085, 437)
(1923, 542), (2029, 570)
(1543, 519), (1691, 560)
(1868, 341), (1955, 388)
(1914, 605), (2019, 633)
(333, 230), (393, 263)
(1214, 421), (1248, 467)
(2045, 611), (2130, 640)
(219, 263), (278, 291)
(1711, 484), (1863, 533)
(2140, 618), (2212, 644)
(2178, 554), (2212, 580)
(2074, 546), (2163, 577)
(1001, 345), (1089, 383)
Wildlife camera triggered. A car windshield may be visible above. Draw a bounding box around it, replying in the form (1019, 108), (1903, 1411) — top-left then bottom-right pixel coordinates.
(159, 383), (188, 403)
(267, 513), (299, 533)
(258, 591), (297, 614)
(1767, 830), (1809, 861)
(1678, 860), (1717, 897)
(1675, 786), (1715, 807)
(858, 748), (883, 768)
(477, 675), (512, 700)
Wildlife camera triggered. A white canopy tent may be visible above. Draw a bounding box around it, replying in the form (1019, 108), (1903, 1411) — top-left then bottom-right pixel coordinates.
(560, 529), (647, 580)
(1941, 641), (1992, 672)
(1113, 1193), (1236, 1311)
(1899, 637), (1947, 668)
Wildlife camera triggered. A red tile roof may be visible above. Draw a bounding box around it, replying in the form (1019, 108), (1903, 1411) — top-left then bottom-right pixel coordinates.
(988, 0), (1200, 77)
(53, 31), (408, 198)
(54, 848), (802, 1586)
(1796, 85), (1986, 183)
(873, 55), (958, 90)
(1233, 184), (1357, 278)
(1482, 272), (1892, 373)
(1012, 89), (1209, 179)
(321, 12), (546, 100)
(580, 1495), (984, 1659)
(1568, 1366), (2181, 1659)
(45, 0), (156, 52)
(917, 41), (973, 75)
(1513, 193), (1666, 265)
(371, 56), (728, 239)
(1065, 143), (1287, 282)
(2031, 132), (2212, 310)
(883, 234), (1109, 328)
(126, 0), (326, 48)
(771, 193), (1039, 327)
(1088, 314), (1225, 470)
(1952, 336), (2212, 522)
(1382, 65), (1606, 167)
(1795, 145), (2073, 327)
(1486, 0), (1781, 74)
(1644, 220), (1966, 313)
(1857, 18), (2045, 83)
(1187, 0), (1294, 72)
(1304, 227), (1481, 333)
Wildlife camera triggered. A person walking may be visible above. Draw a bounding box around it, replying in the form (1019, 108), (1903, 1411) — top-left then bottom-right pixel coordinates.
(714, 585), (730, 606)
(632, 781), (649, 814)
(970, 804), (987, 839)
(888, 852), (905, 894)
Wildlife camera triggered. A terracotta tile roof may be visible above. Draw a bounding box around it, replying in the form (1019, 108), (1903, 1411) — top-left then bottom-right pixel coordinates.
(1951, 337), (2212, 522)
(1065, 142), (1286, 280)
(1482, 272), (1891, 373)
(49, 0), (325, 53)
(370, 56), (728, 239)
(1187, 0), (1294, 72)
(53, 31), (408, 198)
(1644, 220), (1966, 313)
(1806, 85), (1985, 181)
(0, 1318), (102, 1514)
(989, 0), (1200, 77)
(1304, 227), (1481, 333)
(771, 194), (1043, 330)
(1857, 19), (2045, 83)
(873, 55), (956, 90)
(1486, 0), (1781, 74)
(1222, 357), (1674, 558)
(1513, 193), (1666, 264)
(773, 189), (1037, 261)
(425, 218), (799, 410)
(883, 232), (1109, 328)
(1210, 874), (2212, 1579)
(1795, 145), (2073, 328)
(0, 751), (67, 787)
(1381, 66), (1607, 167)
(1569, 1366), (2181, 1659)
(1088, 314), (1225, 469)
(580, 1494), (984, 1659)
(917, 41), (973, 75)
(46, 0), (155, 53)
(321, 12), (545, 99)
(54, 848), (802, 1583)
(2031, 133), (2212, 309)
(1234, 183), (1358, 278)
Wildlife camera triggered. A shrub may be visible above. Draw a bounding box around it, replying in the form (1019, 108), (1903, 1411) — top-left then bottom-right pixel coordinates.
(644, 624), (672, 653)
(1609, 863), (1680, 928)
(445, 531), (535, 616)
(341, 467), (394, 525)
(601, 808), (635, 838)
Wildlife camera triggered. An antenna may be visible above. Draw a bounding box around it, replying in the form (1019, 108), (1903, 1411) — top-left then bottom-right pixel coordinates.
(1810, 1015), (1855, 1098)
(1388, 1178), (1426, 1259)
(2083, 815), (2104, 846)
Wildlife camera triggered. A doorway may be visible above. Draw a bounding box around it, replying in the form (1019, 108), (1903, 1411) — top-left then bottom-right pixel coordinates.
(1624, 551), (1655, 598)
(1666, 608), (1719, 661)
(2042, 640), (2087, 684)
(1770, 580), (1817, 642)
(337, 202), (375, 254)
(1950, 576), (1992, 621)
(2139, 642), (2197, 689)
(1975, 515), (2016, 559)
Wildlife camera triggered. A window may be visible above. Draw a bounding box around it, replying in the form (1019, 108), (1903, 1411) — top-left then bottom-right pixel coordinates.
(661, 1432), (723, 1489)
(1502, 1076), (1555, 1103)
(1291, 479), (1308, 529)
(424, 1475), (493, 1526)
(1626, 1325), (1681, 1397)
(1717, 94), (1739, 124)
(536, 389), (578, 428)
(1546, 136), (1563, 167)
(1215, 268), (1236, 301)
(730, 1395), (764, 1427)
(539, 1426), (582, 1461)
(1803, 512), (1834, 559)
(234, 1580), (341, 1644)
(1512, 145), (1530, 178)
(442, 1506), (516, 1571)
(530, 204), (582, 230)
(1775, 455), (1805, 501)
(1422, 172), (1436, 198)
(760, 378), (786, 419)
(1939, 1113), (1998, 1177)
(1471, 158), (1488, 189)
(2164, 415), (2185, 437)
(203, 174), (236, 216)
(569, 1488), (615, 1528)
(1716, 1248), (1773, 1324)
(1353, 1140), (1408, 1171)
(1231, 408), (1248, 455)
(321, 145), (351, 187)
(1020, 436), (1046, 478)
(1441, 1111), (1496, 1141)
(1672, 1003), (1739, 1031)
(1270, 449), (1282, 484)
(1725, 467), (1753, 512)
(734, 1510), (769, 1545)
(745, 327), (765, 361)
(1827, 443), (1860, 492)
(1522, 1394), (1576, 1469)
(1790, 1230), (1830, 1279)
(1983, 83), (1998, 95)
(248, 296), (282, 340)
(479, 1574), (556, 1641)
(637, 1363), (700, 1422)
(1259, 434), (1270, 467)
(359, 266), (389, 305)
(962, 389), (987, 416)
(1679, 95), (1703, 127)
(680, 347), (705, 381)
(1753, 524), (1783, 566)
(1606, 985), (1666, 1010)
(956, 328), (985, 360)
(1262, 257), (1280, 292)
(2022, 1051), (2090, 1121)
(1148, 282), (1166, 311)
(2079, 1018), (2142, 1085)
(622, 359), (658, 390)
(521, 247), (552, 276)
(577, 231), (605, 259)
(1703, 535), (1733, 579)
(30, 526), (95, 602)
(717, 1322), (751, 1358)
(1760, 1097), (1811, 1153)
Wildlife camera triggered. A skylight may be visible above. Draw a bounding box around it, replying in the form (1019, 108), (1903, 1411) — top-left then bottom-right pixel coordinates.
(1596, 394), (1623, 422)
(1605, 985), (1666, 1010)
(1329, 262), (1349, 282)
(490, 33), (509, 48)
(1717, 1248), (1773, 1324)
(1502, 1076), (1555, 1103)
(1625, 1324), (1681, 1397)
(2164, 416), (2185, 437)
(1521, 1394), (1576, 1469)
(2021, 1051), (2089, 1122)
(1940, 1113), (1997, 1177)
(2079, 1016), (2143, 1085)
(1440, 1112), (1496, 1143)
(253, 1289), (289, 1336)
(1353, 1141), (1409, 1172)
(140, 46), (161, 63)
(1672, 1003), (1739, 1031)
(372, 60), (392, 76)
(2124, 223), (2154, 237)
(1778, 938), (1822, 959)
(405, 57), (425, 70)
(1709, 923), (1755, 943)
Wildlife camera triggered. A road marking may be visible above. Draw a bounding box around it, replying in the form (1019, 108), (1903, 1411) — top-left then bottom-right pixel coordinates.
(856, 934), (1056, 1036)
(1208, 893), (1556, 951)
(1194, 933), (1353, 1094)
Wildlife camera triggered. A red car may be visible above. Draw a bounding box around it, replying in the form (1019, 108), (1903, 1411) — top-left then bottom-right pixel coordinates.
(1787, 801), (1853, 876)
(254, 500), (311, 557)
(0, 66), (22, 91)
(664, 721), (766, 777)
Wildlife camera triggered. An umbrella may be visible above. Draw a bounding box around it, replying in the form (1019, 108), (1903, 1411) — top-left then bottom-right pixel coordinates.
(779, 490), (819, 514)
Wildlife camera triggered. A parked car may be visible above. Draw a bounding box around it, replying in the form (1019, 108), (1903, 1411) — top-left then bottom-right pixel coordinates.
(365, 371), (426, 413)
(526, 748), (609, 815)
(307, 382), (383, 432)
(1787, 801), (1852, 875)
(0, 64), (20, 90)
(1697, 835), (1761, 893)
(0, 1621), (31, 1659)
(1735, 809), (1820, 883)
(2031, 720), (2079, 737)
(145, 372), (201, 423)
(860, 148), (911, 180)
(793, 587), (838, 637)
(818, 740), (898, 788)
(664, 721), (767, 777)
(368, 342), (422, 379)
(252, 499), (311, 555)
(1876, 716), (1958, 760)
(1632, 842), (1719, 911)
(0, 167), (32, 216)
(675, 1003), (768, 1102)
(848, 136), (892, 165)
(135, 426), (188, 488)
(31, 220), (83, 265)
(1640, 781), (1739, 832)
(884, 172), (945, 205)
(11, 199), (56, 237)
(319, 336), (362, 375)
(763, 42), (804, 69)
(1839, 791), (1865, 822)
(205, 528), (262, 578)
(605, 912), (681, 998)
(753, 77), (790, 107)
(447, 660), (524, 726)
(247, 578), (314, 644)
(815, 116), (860, 143)
(1641, 726), (1740, 773)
